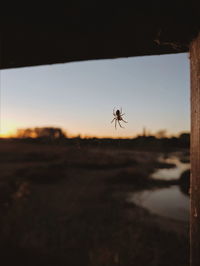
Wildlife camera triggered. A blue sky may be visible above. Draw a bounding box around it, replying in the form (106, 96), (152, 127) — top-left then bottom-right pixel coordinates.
(0, 53), (190, 138)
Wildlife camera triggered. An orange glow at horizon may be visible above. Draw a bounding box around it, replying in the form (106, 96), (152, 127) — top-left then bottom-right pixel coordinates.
(0, 118), (185, 139)
(0, 119), (140, 139)
(0, 120), (18, 138)
(0, 122), (183, 139)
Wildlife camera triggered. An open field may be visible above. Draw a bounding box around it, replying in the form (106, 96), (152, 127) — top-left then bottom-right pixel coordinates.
(0, 140), (189, 266)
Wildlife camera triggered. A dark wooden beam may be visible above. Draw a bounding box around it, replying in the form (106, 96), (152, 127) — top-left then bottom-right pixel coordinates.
(190, 32), (200, 266)
(0, 2), (199, 69)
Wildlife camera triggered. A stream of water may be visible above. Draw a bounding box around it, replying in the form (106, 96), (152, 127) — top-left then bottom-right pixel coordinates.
(127, 153), (190, 222)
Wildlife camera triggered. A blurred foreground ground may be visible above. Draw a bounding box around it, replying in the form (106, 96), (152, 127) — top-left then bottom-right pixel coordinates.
(0, 140), (189, 266)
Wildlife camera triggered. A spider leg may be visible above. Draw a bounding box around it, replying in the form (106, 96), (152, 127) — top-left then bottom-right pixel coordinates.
(111, 118), (115, 123)
(115, 119), (117, 129)
(122, 118), (128, 123)
(121, 113), (125, 116)
(120, 107), (122, 114)
(118, 120), (124, 128)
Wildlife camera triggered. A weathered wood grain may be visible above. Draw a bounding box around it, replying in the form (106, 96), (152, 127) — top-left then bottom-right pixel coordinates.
(190, 32), (200, 266)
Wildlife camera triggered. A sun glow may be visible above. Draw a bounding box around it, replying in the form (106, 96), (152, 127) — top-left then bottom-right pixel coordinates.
(0, 121), (18, 138)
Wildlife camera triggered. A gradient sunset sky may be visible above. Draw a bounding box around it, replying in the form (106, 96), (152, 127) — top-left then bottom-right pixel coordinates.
(0, 53), (190, 138)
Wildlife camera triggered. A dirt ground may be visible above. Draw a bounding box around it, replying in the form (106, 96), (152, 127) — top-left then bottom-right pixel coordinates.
(0, 140), (189, 266)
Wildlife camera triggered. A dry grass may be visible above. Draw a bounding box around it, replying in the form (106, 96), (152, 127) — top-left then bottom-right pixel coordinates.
(0, 141), (189, 266)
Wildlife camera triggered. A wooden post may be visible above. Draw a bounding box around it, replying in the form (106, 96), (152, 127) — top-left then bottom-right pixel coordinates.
(190, 32), (200, 266)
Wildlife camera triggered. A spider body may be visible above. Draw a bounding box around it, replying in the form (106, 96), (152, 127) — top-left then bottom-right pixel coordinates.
(116, 110), (120, 116)
(111, 107), (128, 129)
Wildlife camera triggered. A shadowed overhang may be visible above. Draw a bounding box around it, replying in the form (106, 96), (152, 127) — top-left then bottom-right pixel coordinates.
(0, 1), (200, 69)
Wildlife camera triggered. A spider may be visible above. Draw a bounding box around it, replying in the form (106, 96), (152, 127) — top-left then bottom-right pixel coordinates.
(111, 107), (128, 129)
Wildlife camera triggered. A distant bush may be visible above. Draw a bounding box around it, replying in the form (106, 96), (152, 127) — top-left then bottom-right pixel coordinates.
(16, 127), (67, 139)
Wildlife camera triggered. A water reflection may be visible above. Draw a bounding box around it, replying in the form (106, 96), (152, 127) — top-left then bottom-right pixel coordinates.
(127, 186), (189, 221)
(151, 154), (190, 180)
(127, 153), (190, 222)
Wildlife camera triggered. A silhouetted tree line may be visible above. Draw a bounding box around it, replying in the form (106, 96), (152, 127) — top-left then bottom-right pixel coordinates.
(67, 134), (190, 150)
(13, 127), (190, 150)
(17, 127), (66, 140)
